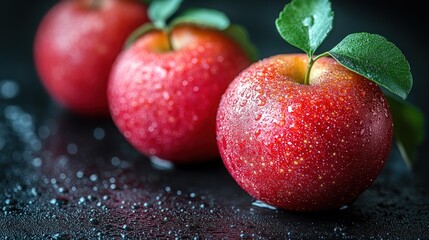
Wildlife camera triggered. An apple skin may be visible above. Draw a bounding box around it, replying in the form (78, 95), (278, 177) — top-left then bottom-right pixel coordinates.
(34, 0), (149, 116)
(108, 25), (250, 163)
(216, 54), (393, 211)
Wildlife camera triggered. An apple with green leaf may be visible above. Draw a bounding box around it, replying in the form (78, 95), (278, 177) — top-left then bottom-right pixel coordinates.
(108, 0), (256, 163)
(34, 0), (149, 116)
(216, 0), (423, 211)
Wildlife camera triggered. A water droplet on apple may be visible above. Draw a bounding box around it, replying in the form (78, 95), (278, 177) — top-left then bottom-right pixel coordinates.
(302, 16), (314, 27)
(257, 98), (266, 106)
(239, 99), (247, 107)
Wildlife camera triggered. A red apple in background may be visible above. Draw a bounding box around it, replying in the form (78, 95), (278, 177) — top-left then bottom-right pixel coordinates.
(34, 0), (149, 116)
(216, 54), (393, 211)
(108, 25), (251, 163)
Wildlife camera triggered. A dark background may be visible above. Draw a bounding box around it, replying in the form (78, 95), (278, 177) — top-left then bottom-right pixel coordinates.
(1, 0), (428, 239)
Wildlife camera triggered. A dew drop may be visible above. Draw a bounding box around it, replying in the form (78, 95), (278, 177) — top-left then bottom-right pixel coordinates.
(93, 127), (105, 140)
(302, 16), (315, 27)
(111, 156), (121, 166)
(89, 174), (98, 182)
(67, 143), (78, 155)
(32, 157), (42, 167)
(76, 170), (84, 178)
(89, 218), (99, 225)
(0, 80), (19, 99)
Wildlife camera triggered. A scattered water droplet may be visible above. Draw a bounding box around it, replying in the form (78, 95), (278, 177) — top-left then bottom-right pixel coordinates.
(4, 198), (16, 205)
(32, 157), (42, 167)
(89, 174), (98, 182)
(67, 143), (78, 155)
(123, 224), (132, 231)
(93, 127), (105, 140)
(0, 80), (19, 99)
(76, 170), (84, 178)
(111, 156), (121, 166)
(150, 156), (174, 170)
(89, 218), (99, 225)
(251, 200), (277, 210)
(49, 197), (68, 207)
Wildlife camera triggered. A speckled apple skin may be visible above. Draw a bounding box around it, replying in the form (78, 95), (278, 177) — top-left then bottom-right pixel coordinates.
(34, 0), (148, 116)
(108, 25), (250, 163)
(216, 54), (393, 211)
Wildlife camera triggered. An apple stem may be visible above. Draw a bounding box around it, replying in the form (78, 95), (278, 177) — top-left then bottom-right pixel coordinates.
(165, 29), (174, 51)
(304, 53), (330, 85)
(304, 56), (314, 85)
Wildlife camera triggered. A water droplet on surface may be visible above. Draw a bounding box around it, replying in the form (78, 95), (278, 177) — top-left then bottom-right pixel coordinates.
(302, 16), (315, 27)
(89, 218), (99, 225)
(252, 200), (277, 210)
(49, 197), (68, 207)
(67, 143), (78, 155)
(150, 156), (174, 170)
(0, 80), (19, 99)
(93, 127), (105, 140)
(123, 224), (132, 231)
(89, 174), (98, 182)
(4, 198), (15, 205)
(111, 156), (121, 166)
(32, 157), (42, 167)
(76, 170), (84, 178)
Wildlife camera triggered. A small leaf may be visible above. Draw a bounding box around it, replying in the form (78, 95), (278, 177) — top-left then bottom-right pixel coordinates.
(328, 33), (412, 100)
(275, 0), (333, 56)
(149, 0), (182, 28)
(224, 24), (259, 62)
(387, 95), (424, 168)
(124, 23), (157, 48)
(171, 8), (230, 31)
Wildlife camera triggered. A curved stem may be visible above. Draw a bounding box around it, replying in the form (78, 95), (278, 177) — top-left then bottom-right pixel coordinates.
(165, 27), (174, 51)
(304, 55), (314, 85)
(304, 52), (330, 85)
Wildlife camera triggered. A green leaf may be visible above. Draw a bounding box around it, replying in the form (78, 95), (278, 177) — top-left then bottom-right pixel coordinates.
(328, 33), (412, 100)
(149, 0), (182, 28)
(224, 24), (259, 62)
(275, 0), (333, 57)
(171, 8), (230, 31)
(387, 96), (424, 168)
(124, 23), (157, 48)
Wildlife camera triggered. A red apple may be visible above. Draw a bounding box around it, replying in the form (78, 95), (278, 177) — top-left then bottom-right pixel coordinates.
(34, 0), (149, 116)
(216, 54), (393, 211)
(108, 25), (251, 163)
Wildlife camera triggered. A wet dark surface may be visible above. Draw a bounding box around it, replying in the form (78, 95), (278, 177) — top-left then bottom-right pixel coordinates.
(1, 0), (428, 239)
